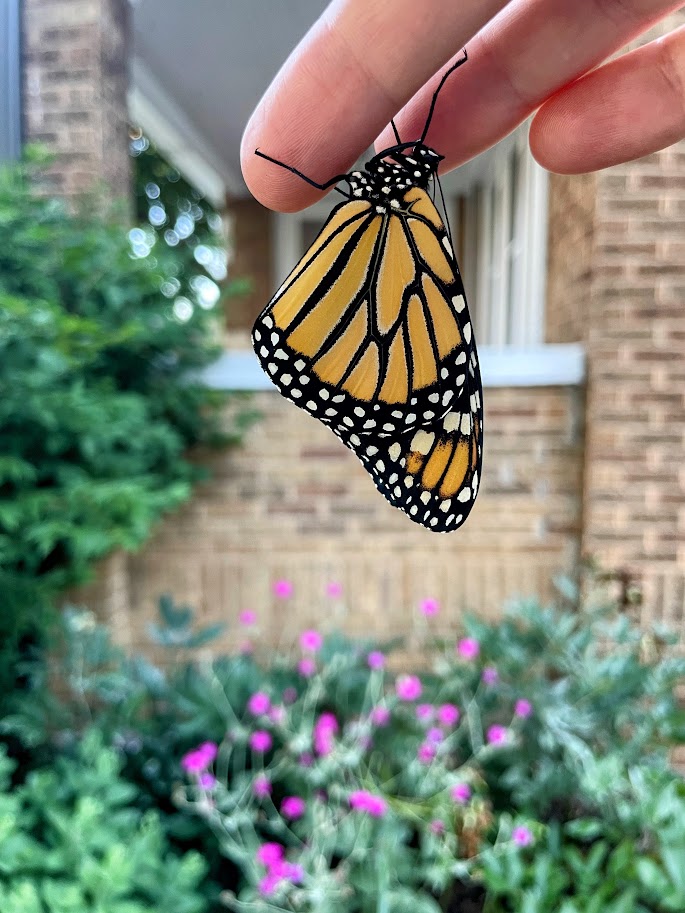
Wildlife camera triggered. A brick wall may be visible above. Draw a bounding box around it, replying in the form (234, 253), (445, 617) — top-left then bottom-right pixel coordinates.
(225, 197), (273, 330)
(582, 13), (685, 620)
(76, 384), (584, 657)
(22, 0), (131, 198)
(545, 172), (596, 344)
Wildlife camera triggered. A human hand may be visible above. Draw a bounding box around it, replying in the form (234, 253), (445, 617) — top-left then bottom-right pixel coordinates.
(241, 0), (685, 212)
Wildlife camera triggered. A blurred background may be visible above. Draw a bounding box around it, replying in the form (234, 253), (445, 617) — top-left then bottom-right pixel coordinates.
(4, 0), (683, 650)
(1, 2), (684, 911)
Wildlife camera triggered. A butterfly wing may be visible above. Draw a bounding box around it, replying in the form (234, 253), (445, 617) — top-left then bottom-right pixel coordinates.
(252, 185), (484, 532)
(252, 189), (474, 438)
(345, 355), (483, 531)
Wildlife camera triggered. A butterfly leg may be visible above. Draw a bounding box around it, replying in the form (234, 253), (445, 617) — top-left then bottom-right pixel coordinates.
(254, 149), (351, 196)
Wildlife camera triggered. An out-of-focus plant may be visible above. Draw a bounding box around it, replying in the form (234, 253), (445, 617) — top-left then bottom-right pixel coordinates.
(4, 573), (684, 911)
(130, 128), (246, 318)
(0, 152), (257, 692)
(0, 730), (209, 913)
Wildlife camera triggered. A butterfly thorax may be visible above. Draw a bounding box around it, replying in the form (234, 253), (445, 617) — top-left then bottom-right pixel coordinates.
(348, 143), (443, 209)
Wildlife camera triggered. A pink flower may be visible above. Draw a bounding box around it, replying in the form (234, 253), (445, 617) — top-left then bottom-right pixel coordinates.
(419, 597), (440, 617)
(238, 609), (257, 626)
(256, 843), (284, 867)
(486, 724), (509, 745)
(198, 742), (218, 763)
(253, 774), (272, 798)
(326, 581), (343, 598)
(396, 674), (422, 701)
(437, 704), (460, 727)
(418, 742), (436, 764)
(427, 727), (444, 743)
(281, 796), (306, 819)
(515, 699), (533, 719)
(298, 657), (316, 678)
(348, 790), (388, 817)
(282, 687), (298, 704)
(371, 705), (391, 726)
(457, 637), (480, 660)
(199, 773), (216, 789)
(299, 752), (314, 767)
(249, 730), (273, 753)
(273, 579), (293, 599)
(416, 703), (434, 722)
(258, 873), (280, 897)
(181, 741), (218, 774)
(277, 861), (304, 884)
(512, 825), (534, 847)
(451, 783), (472, 804)
(367, 650), (385, 670)
(258, 857), (305, 895)
(317, 712), (339, 733)
(269, 705), (286, 725)
(300, 629), (323, 652)
(181, 750), (207, 773)
(248, 691), (271, 716)
(482, 666), (499, 685)
(430, 819), (445, 835)
(313, 712), (338, 755)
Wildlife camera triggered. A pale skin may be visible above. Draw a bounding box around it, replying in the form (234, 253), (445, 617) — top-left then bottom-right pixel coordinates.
(241, 0), (685, 212)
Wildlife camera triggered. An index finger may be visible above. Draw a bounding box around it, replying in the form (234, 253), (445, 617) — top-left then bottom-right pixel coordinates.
(240, 0), (508, 211)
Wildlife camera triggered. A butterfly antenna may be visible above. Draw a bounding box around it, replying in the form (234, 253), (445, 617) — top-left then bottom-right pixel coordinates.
(420, 48), (468, 143)
(390, 118), (401, 144)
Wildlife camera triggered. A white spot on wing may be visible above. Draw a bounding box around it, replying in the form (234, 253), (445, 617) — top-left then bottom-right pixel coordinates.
(443, 412), (459, 432)
(410, 430), (435, 455)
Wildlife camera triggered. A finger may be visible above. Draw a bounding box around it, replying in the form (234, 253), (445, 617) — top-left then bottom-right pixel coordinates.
(530, 25), (685, 172)
(376, 0), (684, 173)
(241, 0), (508, 211)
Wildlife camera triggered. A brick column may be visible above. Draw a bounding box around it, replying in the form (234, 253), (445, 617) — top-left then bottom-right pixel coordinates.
(225, 195), (273, 331)
(582, 13), (685, 615)
(21, 0), (131, 199)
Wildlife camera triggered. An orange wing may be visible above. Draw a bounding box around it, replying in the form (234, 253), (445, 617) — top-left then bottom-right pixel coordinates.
(252, 189), (474, 438)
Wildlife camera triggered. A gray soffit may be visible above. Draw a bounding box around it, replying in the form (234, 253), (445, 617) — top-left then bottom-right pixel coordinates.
(130, 1), (514, 202)
(130, 0), (329, 200)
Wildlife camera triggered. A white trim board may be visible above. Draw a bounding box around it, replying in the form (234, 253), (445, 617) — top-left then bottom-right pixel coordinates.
(128, 57), (241, 207)
(200, 344), (586, 391)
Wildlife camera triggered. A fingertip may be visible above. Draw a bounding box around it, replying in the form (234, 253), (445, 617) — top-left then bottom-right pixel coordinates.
(241, 116), (325, 212)
(528, 103), (581, 174)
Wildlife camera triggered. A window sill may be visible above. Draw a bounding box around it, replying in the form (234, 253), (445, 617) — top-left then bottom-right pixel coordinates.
(200, 343), (585, 391)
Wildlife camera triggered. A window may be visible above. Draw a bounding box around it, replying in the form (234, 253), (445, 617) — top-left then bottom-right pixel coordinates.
(0, 0), (22, 162)
(273, 124), (549, 350)
(455, 128), (548, 347)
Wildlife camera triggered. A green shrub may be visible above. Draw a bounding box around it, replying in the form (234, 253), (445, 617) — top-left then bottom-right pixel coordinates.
(0, 730), (209, 913)
(0, 154), (256, 685)
(4, 576), (685, 911)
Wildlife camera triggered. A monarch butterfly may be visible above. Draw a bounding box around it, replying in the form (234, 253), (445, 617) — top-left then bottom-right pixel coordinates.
(252, 49), (483, 532)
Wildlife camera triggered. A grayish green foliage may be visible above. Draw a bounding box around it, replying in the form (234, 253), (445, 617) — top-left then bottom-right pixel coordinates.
(0, 731), (209, 913)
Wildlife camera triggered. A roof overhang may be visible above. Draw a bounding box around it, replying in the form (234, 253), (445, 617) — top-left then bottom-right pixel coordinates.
(129, 0), (517, 204)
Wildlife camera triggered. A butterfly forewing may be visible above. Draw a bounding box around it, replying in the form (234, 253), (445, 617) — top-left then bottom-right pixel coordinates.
(252, 188), (472, 440)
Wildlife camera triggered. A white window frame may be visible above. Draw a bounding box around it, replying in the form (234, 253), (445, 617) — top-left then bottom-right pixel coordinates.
(452, 125), (549, 349)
